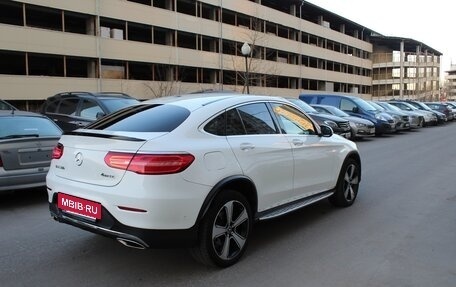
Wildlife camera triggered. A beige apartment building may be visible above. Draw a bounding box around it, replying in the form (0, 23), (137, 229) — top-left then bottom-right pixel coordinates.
(0, 0), (440, 110)
(445, 65), (456, 100)
(371, 36), (441, 101)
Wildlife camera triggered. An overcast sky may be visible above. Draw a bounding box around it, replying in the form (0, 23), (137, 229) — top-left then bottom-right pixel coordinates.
(306, 0), (455, 75)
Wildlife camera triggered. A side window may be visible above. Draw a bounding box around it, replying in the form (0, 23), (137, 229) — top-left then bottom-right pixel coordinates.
(58, 98), (79, 115)
(340, 99), (356, 112)
(225, 109), (245, 135)
(44, 98), (59, 113)
(80, 99), (103, 120)
(204, 111), (226, 136)
(271, 103), (316, 135)
(313, 106), (329, 114)
(320, 97), (339, 106)
(237, 103), (278, 135)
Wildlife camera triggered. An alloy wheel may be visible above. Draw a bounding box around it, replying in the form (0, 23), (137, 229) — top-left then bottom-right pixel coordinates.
(212, 200), (249, 261)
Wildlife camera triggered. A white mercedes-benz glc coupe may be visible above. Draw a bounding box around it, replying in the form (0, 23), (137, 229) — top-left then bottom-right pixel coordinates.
(47, 93), (361, 267)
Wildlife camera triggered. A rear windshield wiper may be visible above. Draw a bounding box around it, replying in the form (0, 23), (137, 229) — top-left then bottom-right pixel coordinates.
(0, 134), (40, 139)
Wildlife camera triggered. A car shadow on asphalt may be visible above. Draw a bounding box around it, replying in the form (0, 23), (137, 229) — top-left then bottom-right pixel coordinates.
(0, 187), (47, 208)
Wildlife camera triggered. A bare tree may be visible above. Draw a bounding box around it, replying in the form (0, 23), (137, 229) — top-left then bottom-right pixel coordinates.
(227, 18), (281, 93)
(142, 64), (184, 98)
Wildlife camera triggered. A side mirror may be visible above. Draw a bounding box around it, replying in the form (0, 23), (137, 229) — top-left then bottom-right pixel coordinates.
(319, 124), (333, 137)
(96, 112), (106, 119)
(352, 106), (359, 113)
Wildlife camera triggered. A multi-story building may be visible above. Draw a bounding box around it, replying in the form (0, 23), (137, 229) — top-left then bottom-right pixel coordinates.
(445, 65), (456, 100)
(0, 0), (439, 110)
(371, 36), (441, 101)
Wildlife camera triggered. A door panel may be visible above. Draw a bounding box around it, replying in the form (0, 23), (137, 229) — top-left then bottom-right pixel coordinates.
(225, 103), (294, 211)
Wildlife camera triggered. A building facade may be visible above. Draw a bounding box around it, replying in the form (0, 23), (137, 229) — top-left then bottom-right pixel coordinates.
(371, 36), (441, 101)
(445, 65), (456, 100)
(0, 0), (439, 110)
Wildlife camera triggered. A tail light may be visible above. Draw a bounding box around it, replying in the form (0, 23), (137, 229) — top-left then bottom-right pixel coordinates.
(104, 152), (195, 175)
(52, 143), (64, 159)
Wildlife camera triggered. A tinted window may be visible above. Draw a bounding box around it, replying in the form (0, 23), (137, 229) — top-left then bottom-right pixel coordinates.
(87, 104), (190, 132)
(271, 103), (316, 135)
(80, 99), (103, 120)
(58, 98), (79, 115)
(353, 98), (376, 111)
(205, 112), (226, 136)
(237, 103), (277, 135)
(0, 116), (62, 138)
(320, 97), (339, 106)
(226, 109), (245, 135)
(204, 109), (246, 136)
(44, 98), (59, 113)
(99, 98), (140, 113)
(340, 99), (357, 112)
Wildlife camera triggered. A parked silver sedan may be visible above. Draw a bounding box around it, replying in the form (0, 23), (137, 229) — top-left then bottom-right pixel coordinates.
(311, 104), (375, 140)
(0, 110), (62, 192)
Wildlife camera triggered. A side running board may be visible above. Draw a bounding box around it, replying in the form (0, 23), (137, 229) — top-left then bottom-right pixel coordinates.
(257, 190), (334, 221)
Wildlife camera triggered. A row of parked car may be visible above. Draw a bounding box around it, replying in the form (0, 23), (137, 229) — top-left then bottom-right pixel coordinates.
(1, 92), (455, 193)
(299, 94), (456, 139)
(1, 91), (454, 267)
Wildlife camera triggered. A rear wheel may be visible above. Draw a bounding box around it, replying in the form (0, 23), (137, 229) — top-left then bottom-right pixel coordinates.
(329, 158), (360, 207)
(190, 190), (252, 267)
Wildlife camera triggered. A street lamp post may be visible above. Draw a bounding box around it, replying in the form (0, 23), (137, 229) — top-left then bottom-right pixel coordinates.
(241, 42), (251, 94)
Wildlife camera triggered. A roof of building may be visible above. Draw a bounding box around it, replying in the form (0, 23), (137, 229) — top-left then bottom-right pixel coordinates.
(370, 35), (442, 55)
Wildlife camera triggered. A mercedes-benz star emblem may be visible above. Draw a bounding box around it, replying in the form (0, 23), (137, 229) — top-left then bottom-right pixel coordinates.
(75, 152), (84, 166)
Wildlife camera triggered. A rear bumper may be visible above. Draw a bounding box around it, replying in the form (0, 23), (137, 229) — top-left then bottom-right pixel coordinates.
(49, 199), (198, 248)
(0, 170), (47, 191)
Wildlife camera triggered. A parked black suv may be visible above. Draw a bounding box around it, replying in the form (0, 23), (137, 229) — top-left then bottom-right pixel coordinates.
(287, 98), (352, 138)
(41, 92), (140, 131)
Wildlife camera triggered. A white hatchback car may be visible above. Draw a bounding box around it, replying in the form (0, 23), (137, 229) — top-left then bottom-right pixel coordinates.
(47, 93), (361, 267)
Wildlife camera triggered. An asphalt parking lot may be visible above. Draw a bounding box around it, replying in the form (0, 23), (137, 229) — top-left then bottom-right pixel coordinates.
(1, 123), (456, 287)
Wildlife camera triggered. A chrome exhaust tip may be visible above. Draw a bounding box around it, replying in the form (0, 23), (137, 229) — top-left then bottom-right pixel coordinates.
(116, 238), (147, 250)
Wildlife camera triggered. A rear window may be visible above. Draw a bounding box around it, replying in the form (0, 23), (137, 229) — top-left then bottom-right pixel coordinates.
(87, 104), (190, 132)
(0, 116), (62, 139)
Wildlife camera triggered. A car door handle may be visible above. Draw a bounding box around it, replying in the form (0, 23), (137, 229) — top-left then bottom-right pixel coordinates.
(240, 143), (255, 151)
(292, 139), (304, 146)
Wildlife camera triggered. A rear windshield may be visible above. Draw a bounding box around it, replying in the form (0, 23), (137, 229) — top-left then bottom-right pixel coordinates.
(87, 104), (190, 132)
(99, 98), (140, 113)
(0, 116), (62, 139)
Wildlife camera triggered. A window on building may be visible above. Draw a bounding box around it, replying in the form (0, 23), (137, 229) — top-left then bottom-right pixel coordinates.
(177, 0), (196, 16)
(0, 1), (24, 26)
(0, 51), (26, 75)
(128, 22), (152, 43)
(177, 31), (196, 49)
(28, 53), (64, 76)
(129, 62), (152, 80)
(392, 68), (400, 78)
(26, 5), (62, 31)
(66, 57), (91, 78)
(65, 11), (93, 35)
(100, 59), (125, 79)
(199, 3), (217, 20)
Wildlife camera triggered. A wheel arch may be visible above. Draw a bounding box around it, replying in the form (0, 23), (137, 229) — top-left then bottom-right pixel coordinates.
(196, 175), (258, 225)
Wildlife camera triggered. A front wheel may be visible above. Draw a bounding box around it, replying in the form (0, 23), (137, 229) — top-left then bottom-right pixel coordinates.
(329, 158), (360, 207)
(190, 190), (252, 267)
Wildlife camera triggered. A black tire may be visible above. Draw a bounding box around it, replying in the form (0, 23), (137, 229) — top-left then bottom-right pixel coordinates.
(329, 158), (360, 207)
(190, 190), (252, 267)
